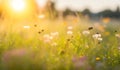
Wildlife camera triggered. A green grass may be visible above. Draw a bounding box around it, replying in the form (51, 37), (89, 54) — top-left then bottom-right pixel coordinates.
(0, 19), (120, 70)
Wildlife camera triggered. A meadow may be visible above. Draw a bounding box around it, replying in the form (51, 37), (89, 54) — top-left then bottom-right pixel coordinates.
(0, 17), (120, 70)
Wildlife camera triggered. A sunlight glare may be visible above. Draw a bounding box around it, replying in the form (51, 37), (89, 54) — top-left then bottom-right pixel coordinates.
(36, 0), (47, 8)
(23, 25), (30, 29)
(10, 0), (26, 12)
(38, 14), (45, 19)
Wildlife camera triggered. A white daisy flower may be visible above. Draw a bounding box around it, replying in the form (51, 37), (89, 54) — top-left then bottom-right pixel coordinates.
(67, 26), (73, 30)
(51, 32), (59, 37)
(92, 34), (101, 39)
(67, 31), (73, 35)
(115, 34), (120, 38)
(23, 25), (30, 29)
(43, 34), (51, 43)
(82, 30), (90, 35)
(97, 38), (103, 41)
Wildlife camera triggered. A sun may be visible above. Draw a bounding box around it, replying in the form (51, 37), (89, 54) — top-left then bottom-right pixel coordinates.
(10, 0), (26, 12)
(2, 0), (37, 20)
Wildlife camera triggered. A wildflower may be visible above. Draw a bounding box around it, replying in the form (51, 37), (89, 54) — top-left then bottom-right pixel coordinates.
(72, 56), (87, 67)
(67, 31), (73, 35)
(43, 34), (51, 43)
(98, 42), (101, 44)
(34, 24), (37, 27)
(105, 32), (110, 36)
(115, 34), (120, 38)
(71, 35), (74, 38)
(97, 38), (103, 41)
(44, 39), (51, 43)
(67, 39), (71, 41)
(92, 33), (101, 39)
(43, 34), (50, 38)
(96, 57), (100, 61)
(114, 30), (117, 33)
(92, 33), (103, 43)
(41, 29), (44, 32)
(50, 32), (59, 37)
(88, 27), (93, 30)
(38, 31), (41, 34)
(118, 47), (120, 50)
(49, 36), (53, 40)
(96, 33), (101, 37)
(23, 25), (30, 29)
(67, 26), (73, 30)
(82, 30), (90, 35)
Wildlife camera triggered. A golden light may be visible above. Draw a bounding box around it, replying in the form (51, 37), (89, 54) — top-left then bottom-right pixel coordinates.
(10, 0), (26, 12)
(2, 0), (36, 21)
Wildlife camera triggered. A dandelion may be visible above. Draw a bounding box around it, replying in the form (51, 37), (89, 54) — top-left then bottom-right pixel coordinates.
(82, 30), (90, 35)
(67, 31), (73, 35)
(96, 57), (100, 61)
(105, 31), (110, 36)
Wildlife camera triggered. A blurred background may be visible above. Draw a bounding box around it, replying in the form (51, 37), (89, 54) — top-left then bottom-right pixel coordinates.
(0, 0), (120, 21)
(0, 0), (120, 70)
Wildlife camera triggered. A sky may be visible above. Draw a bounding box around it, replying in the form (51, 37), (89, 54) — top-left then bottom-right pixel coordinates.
(0, 0), (120, 13)
(36, 0), (120, 13)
